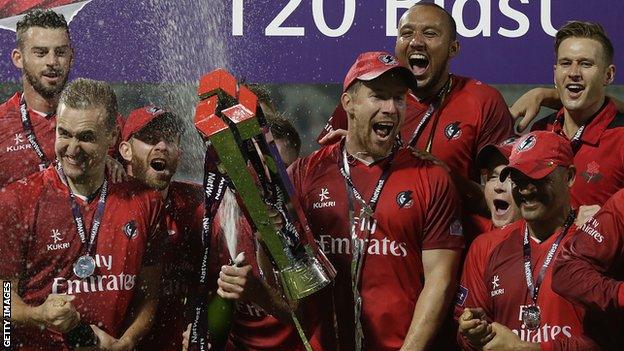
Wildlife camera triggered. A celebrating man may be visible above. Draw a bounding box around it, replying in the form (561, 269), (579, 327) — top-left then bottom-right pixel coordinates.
(293, 51), (464, 350)
(0, 79), (164, 350)
(457, 131), (598, 350)
(0, 9), (124, 188)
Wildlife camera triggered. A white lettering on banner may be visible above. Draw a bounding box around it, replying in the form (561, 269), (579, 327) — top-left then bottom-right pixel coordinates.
(319, 234), (408, 257)
(312, 0), (356, 37)
(241, 0), (558, 38)
(498, 0), (530, 37)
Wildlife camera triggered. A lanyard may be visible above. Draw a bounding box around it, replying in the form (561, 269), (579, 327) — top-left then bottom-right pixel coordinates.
(189, 152), (229, 351)
(522, 209), (576, 304)
(338, 145), (395, 351)
(407, 75), (453, 152)
(19, 94), (50, 170)
(56, 164), (108, 256)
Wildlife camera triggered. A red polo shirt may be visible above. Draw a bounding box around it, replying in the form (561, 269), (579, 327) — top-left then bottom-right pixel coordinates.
(532, 99), (624, 207)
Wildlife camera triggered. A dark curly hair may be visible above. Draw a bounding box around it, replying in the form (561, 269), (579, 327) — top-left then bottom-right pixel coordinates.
(16, 9), (69, 49)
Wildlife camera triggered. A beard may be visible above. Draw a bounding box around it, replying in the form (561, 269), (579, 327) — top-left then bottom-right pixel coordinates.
(130, 157), (170, 191)
(23, 62), (67, 100)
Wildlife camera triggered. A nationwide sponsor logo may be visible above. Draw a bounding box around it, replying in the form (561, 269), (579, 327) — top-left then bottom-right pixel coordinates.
(313, 187), (336, 209)
(5, 133), (32, 153)
(47, 229), (70, 251)
(516, 135), (536, 152)
(449, 218), (463, 237)
(455, 285), (469, 306)
(396, 190), (413, 209)
(123, 220), (138, 239)
(491, 275), (504, 297)
(319, 234), (408, 257)
(580, 217), (604, 243)
(581, 161), (603, 184)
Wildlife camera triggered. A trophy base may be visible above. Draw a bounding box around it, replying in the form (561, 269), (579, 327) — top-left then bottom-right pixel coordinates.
(279, 252), (336, 300)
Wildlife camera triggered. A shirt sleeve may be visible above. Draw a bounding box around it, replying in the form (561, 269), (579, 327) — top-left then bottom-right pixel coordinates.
(454, 235), (492, 350)
(422, 165), (465, 250)
(475, 88), (514, 152)
(316, 103), (347, 144)
(552, 192), (624, 311)
(0, 182), (31, 279)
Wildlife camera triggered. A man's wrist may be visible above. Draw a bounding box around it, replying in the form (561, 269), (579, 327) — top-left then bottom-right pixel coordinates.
(118, 334), (137, 350)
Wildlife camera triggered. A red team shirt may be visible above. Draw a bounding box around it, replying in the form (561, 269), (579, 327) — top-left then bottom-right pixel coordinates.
(318, 75), (513, 182)
(533, 99), (624, 207)
(289, 142), (464, 351)
(139, 181), (205, 351)
(210, 193), (305, 351)
(553, 189), (624, 349)
(0, 166), (165, 350)
(456, 220), (598, 350)
(0, 93), (56, 188)
(0, 92), (126, 188)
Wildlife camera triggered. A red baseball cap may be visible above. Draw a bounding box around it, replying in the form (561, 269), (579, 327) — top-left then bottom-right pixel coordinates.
(476, 136), (518, 170)
(343, 51), (418, 93)
(122, 106), (169, 141)
(500, 131), (573, 181)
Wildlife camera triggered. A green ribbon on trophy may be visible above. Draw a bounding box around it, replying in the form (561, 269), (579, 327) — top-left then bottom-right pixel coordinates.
(191, 69), (336, 350)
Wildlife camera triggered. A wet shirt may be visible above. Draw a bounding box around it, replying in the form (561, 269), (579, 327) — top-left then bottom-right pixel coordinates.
(552, 188), (624, 349)
(139, 181), (204, 351)
(289, 142), (464, 351)
(317, 75), (513, 182)
(532, 99), (624, 208)
(456, 221), (598, 351)
(0, 166), (165, 350)
(0, 92), (56, 188)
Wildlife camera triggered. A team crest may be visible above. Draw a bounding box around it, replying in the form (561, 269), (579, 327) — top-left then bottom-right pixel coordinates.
(449, 218), (463, 237)
(147, 106), (163, 115)
(378, 54), (398, 65)
(123, 220), (139, 239)
(516, 135), (536, 152)
(444, 122), (462, 140)
(581, 161), (603, 183)
(396, 190), (413, 209)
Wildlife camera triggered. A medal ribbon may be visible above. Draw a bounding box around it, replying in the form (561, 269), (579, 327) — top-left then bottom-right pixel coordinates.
(57, 164), (108, 257)
(19, 94), (50, 170)
(338, 144), (395, 351)
(407, 75), (453, 152)
(189, 151), (229, 351)
(522, 209), (576, 305)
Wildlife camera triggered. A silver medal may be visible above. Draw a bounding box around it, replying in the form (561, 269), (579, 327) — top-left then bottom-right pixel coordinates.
(522, 305), (541, 330)
(73, 255), (96, 279)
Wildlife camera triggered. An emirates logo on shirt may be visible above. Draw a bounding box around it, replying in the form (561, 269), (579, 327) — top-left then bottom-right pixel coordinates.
(123, 220), (139, 239)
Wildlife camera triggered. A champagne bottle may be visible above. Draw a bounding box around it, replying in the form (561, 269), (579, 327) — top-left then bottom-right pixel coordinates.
(206, 293), (234, 350)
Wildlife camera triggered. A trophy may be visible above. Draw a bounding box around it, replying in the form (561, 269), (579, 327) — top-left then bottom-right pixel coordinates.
(189, 69), (336, 350)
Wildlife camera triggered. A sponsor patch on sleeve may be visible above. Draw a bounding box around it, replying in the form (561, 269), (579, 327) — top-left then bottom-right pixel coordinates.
(450, 218), (464, 237)
(455, 285), (469, 306)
